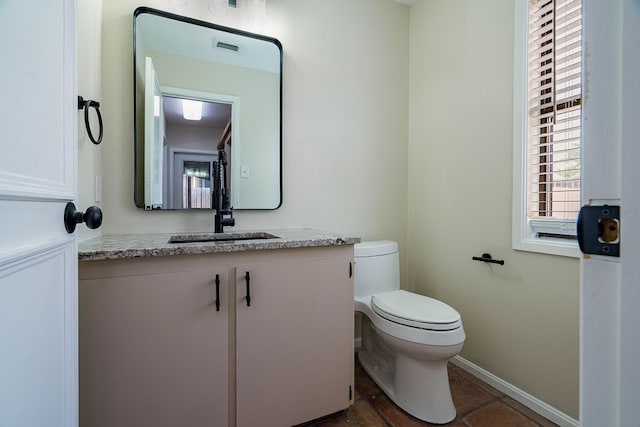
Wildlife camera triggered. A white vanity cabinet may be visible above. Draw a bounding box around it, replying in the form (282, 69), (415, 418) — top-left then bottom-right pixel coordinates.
(79, 245), (354, 427)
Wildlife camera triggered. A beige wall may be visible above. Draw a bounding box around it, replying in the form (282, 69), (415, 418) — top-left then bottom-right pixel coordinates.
(407, 0), (579, 418)
(77, 0), (103, 242)
(99, 0), (409, 280)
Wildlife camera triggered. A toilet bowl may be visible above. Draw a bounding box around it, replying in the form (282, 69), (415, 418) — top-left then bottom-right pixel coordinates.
(354, 241), (465, 424)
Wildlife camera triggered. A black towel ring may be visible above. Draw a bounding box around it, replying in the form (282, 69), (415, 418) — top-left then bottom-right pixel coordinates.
(78, 96), (103, 145)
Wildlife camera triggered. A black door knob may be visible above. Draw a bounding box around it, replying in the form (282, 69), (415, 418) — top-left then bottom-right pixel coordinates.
(64, 202), (103, 233)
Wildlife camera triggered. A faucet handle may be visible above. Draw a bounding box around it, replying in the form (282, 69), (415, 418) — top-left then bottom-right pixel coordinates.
(221, 217), (235, 227)
(221, 207), (235, 227)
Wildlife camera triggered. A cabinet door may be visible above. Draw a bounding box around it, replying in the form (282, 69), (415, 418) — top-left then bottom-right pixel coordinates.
(80, 269), (229, 427)
(236, 258), (353, 427)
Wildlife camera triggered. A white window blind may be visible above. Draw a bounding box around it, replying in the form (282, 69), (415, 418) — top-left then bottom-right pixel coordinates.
(527, 0), (582, 227)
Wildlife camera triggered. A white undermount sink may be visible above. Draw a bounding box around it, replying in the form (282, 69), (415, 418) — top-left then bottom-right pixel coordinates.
(167, 231), (280, 244)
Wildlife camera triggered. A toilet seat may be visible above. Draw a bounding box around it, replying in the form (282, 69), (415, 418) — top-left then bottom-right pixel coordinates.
(371, 290), (462, 331)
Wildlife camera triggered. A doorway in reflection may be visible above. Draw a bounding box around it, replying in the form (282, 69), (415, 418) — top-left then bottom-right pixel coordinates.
(163, 96), (232, 209)
(178, 158), (214, 209)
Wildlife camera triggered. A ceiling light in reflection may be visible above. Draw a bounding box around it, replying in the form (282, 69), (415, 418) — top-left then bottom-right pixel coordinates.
(182, 99), (203, 120)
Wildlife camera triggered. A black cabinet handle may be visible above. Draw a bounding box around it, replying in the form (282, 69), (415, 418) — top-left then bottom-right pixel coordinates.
(215, 274), (221, 311)
(244, 271), (251, 307)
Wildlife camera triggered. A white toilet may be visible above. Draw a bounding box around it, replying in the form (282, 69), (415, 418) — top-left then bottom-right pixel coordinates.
(354, 240), (465, 424)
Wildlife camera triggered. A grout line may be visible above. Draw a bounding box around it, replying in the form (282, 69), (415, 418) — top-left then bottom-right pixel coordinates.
(449, 368), (501, 418)
(362, 395), (394, 427)
(499, 396), (555, 427)
(353, 363), (394, 426)
(459, 398), (500, 419)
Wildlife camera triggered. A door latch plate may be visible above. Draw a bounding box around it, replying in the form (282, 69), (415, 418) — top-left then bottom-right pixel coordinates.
(577, 205), (620, 257)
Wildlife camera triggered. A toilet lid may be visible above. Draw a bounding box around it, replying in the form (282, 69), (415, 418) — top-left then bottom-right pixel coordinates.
(371, 290), (462, 331)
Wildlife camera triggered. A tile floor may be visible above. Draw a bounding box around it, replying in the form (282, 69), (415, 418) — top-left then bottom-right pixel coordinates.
(299, 354), (559, 427)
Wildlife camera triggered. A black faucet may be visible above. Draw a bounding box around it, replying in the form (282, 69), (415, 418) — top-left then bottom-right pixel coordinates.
(213, 149), (235, 233)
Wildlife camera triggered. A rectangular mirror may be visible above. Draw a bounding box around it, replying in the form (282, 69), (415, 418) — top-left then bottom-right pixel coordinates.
(134, 7), (282, 210)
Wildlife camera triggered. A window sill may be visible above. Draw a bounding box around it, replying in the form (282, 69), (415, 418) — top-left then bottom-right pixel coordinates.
(513, 236), (581, 258)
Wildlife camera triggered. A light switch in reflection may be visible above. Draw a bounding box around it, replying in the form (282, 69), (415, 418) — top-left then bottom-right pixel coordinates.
(240, 165), (250, 178)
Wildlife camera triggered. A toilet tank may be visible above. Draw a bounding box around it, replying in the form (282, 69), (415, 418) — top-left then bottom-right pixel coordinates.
(354, 240), (400, 298)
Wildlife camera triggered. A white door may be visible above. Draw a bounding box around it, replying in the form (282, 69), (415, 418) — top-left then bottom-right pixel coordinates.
(580, 0), (640, 425)
(144, 56), (164, 210)
(0, 1), (79, 426)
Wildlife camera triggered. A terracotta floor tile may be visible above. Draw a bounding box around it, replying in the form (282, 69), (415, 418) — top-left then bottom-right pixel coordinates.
(354, 364), (383, 399)
(448, 362), (463, 374)
(314, 400), (388, 427)
(449, 370), (495, 415)
(502, 397), (559, 427)
(306, 355), (554, 427)
(464, 401), (539, 427)
(368, 392), (436, 427)
(452, 366), (505, 398)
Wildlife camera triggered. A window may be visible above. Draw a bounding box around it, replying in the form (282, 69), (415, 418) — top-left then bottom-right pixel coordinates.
(513, 0), (582, 257)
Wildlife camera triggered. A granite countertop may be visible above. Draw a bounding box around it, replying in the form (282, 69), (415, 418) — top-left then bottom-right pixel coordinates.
(78, 228), (361, 261)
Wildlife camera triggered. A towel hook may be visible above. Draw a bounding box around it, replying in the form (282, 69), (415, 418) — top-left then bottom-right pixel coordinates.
(78, 95), (103, 145)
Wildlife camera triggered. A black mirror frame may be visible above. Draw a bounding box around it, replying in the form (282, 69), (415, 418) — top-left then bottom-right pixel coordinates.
(132, 6), (283, 210)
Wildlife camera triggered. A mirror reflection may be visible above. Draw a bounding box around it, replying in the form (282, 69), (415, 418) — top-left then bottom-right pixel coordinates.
(134, 7), (282, 210)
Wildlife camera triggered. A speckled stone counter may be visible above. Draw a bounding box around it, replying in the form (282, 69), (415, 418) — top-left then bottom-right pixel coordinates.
(78, 228), (360, 261)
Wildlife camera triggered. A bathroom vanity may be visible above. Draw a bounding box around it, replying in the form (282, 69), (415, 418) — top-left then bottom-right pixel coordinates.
(78, 229), (358, 427)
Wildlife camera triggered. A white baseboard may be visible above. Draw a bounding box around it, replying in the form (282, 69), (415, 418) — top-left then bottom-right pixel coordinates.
(451, 355), (579, 427)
